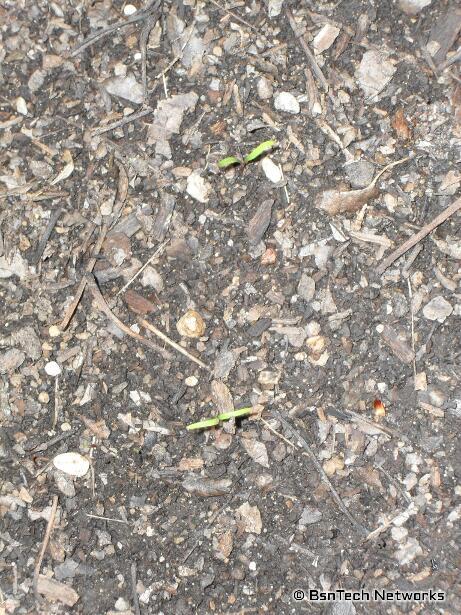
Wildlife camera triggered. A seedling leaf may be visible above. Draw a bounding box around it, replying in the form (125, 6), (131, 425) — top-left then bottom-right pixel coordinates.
(218, 156), (241, 169)
(244, 139), (277, 164)
(186, 418), (220, 431)
(186, 407), (253, 431)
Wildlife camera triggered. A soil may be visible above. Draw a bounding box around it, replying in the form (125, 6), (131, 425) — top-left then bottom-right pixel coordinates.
(0, 1), (460, 614)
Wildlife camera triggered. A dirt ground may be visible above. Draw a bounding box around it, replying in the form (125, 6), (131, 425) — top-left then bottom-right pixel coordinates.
(1, 0), (460, 613)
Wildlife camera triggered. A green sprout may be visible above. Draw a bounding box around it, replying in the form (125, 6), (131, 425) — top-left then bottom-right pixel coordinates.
(218, 139), (277, 170)
(186, 407), (254, 431)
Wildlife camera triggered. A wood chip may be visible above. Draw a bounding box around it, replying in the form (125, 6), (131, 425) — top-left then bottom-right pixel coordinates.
(380, 324), (415, 365)
(37, 575), (79, 607)
(246, 198), (273, 244)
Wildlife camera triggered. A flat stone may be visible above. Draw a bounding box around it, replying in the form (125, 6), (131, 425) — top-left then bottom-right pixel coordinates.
(0, 349), (25, 374)
(345, 160), (375, 188)
(422, 295), (453, 322)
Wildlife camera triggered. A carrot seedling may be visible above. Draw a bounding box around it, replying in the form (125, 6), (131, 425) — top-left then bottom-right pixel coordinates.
(186, 407), (254, 431)
(218, 140), (277, 170)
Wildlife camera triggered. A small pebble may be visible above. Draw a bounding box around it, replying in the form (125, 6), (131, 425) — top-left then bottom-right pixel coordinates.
(123, 4), (137, 16)
(38, 391), (49, 404)
(49, 325), (61, 337)
(185, 376), (199, 387)
(45, 361), (61, 377)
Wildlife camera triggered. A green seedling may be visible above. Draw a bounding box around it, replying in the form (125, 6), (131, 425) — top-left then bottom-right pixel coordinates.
(186, 407), (254, 431)
(218, 139), (277, 170)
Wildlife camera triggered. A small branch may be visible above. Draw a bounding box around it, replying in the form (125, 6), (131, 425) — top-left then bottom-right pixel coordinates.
(33, 495), (59, 603)
(139, 317), (210, 371)
(207, 0), (258, 33)
(92, 107), (153, 137)
(86, 273), (173, 361)
(116, 240), (168, 297)
(285, 7), (331, 97)
(31, 207), (62, 266)
(59, 222), (110, 330)
(270, 410), (370, 536)
(376, 196), (461, 274)
(69, 0), (163, 57)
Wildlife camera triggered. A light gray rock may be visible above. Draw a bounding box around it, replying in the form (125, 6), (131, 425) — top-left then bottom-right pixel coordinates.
(345, 160), (375, 188)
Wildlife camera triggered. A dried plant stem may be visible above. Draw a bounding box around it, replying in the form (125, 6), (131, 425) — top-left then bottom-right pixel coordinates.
(270, 410), (370, 536)
(139, 317), (209, 370)
(33, 495), (59, 602)
(376, 195), (461, 274)
(86, 273), (173, 360)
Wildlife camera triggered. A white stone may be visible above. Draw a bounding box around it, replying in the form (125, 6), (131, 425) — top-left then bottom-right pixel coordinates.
(45, 361), (61, 377)
(261, 157), (282, 183)
(267, 0), (284, 18)
(274, 91), (300, 114)
(15, 97), (28, 115)
(123, 4), (137, 16)
(398, 0), (432, 15)
(53, 452), (90, 478)
(141, 266), (164, 292)
(185, 376), (199, 387)
(186, 171), (211, 203)
(422, 296), (452, 322)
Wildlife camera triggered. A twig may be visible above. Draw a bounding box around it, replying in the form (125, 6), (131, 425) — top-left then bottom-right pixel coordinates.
(31, 207), (62, 266)
(69, 0), (163, 57)
(285, 7), (331, 97)
(116, 240), (168, 297)
(59, 222), (110, 330)
(131, 562), (141, 615)
(376, 195), (461, 274)
(33, 495), (59, 603)
(140, 13), (157, 103)
(438, 46), (461, 71)
(207, 0), (258, 33)
(86, 273), (173, 361)
(138, 317), (210, 370)
(270, 410), (370, 536)
(92, 107), (153, 137)
(407, 277), (417, 379)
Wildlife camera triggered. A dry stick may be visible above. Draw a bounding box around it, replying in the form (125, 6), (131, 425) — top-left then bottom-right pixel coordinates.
(207, 0), (259, 33)
(69, 0), (163, 57)
(86, 273), (173, 361)
(92, 107), (153, 137)
(131, 562), (141, 615)
(270, 410), (371, 536)
(285, 7), (331, 98)
(376, 195), (461, 274)
(33, 494), (59, 603)
(60, 221), (110, 330)
(31, 206), (63, 266)
(116, 240), (168, 297)
(138, 317), (210, 371)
